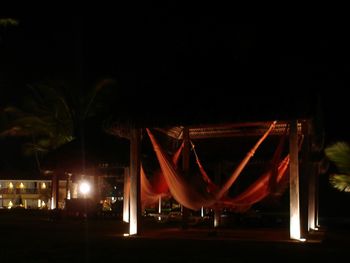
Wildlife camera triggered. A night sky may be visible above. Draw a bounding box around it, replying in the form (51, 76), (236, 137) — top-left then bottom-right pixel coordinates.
(1, 12), (350, 141)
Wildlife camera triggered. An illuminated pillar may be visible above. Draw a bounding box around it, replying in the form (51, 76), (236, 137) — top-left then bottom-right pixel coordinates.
(158, 196), (162, 214)
(123, 167), (130, 223)
(315, 162), (320, 228)
(129, 128), (141, 235)
(308, 163), (317, 230)
(300, 120), (310, 236)
(289, 120), (301, 240)
(66, 174), (71, 200)
(51, 174), (58, 209)
(214, 207), (221, 228)
(214, 163), (222, 228)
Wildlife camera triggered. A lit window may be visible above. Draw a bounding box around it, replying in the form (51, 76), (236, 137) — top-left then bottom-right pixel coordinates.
(8, 182), (13, 189)
(19, 182), (24, 189)
(41, 183), (46, 189)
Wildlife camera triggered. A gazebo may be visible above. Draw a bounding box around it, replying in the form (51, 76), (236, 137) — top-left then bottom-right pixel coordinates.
(108, 93), (324, 241)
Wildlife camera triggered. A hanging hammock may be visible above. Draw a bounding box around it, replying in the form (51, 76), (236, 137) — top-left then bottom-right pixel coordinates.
(146, 121), (276, 210)
(217, 133), (304, 213)
(191, 124), (290, 212)
(141, 143), (184, 208)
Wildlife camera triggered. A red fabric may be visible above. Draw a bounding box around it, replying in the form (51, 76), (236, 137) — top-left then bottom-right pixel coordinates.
(147, 128), (216, 210)
(151, 143), (183, 194)
(146, 123), (275, 210)
(219, 155), (290, 212)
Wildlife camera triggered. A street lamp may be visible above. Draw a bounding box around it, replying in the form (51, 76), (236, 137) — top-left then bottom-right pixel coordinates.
(79, 181), (91, 198)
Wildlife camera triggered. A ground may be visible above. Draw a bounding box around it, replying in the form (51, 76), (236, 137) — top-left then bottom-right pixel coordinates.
(0, 209), (349, 262)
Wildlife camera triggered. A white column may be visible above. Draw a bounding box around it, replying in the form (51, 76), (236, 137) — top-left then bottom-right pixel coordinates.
(289, 120), (301, 240)
(123, 168), (130, 223)
(129, 128), (141, 235)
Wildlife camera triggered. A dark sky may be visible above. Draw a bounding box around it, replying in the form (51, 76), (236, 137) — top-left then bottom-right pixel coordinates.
(1, 12), (350, 143)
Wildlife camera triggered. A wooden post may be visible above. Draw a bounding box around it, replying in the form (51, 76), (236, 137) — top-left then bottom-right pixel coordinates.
(51, 174), (59, 209)
(182, 127), (190, 229)
(289, 120), (302, 240)
(214, 162), (222, 228)
(123, 167), (130, 223)
(300, 120), (310, 236)
(129, 128), (141, 235)
(315, 162), (320, 228)
(66, 174), (71, 200)
(308, 162), (317, 230)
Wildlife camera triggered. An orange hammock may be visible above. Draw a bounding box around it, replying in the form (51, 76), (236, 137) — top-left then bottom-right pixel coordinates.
(146, 121), (276, 210)
(191, 125), (290, 212)
(219, 155), (290, 212)
(218, 134), (304, 212)
(141, 143), (183, 208)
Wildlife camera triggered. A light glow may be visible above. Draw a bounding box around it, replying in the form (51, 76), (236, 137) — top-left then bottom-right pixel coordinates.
(79, 181), (91, 195)
(129, 215), (137, 235)
(19, 182), (24, 189)
(158, 197), (162, 214)
(8, 200), (13, 209)
(41, 182), (46, 189)
(50, 198), (55, 209)
(290, 209), (301, 240)
(8, 182), (13, 189)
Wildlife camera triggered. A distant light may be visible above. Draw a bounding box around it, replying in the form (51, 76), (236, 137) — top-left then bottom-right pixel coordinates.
(123, 233), (129, 237)
(8, 200), (13, 209)
(79, 181), (91, 195)
(298, 238), (306, 242)
(38, 199), (42, 208)
(41, 183), (46, 189)
(19, 182), (24, 189)
(8, 182), (13, 189)
(50, 198), (55, 209)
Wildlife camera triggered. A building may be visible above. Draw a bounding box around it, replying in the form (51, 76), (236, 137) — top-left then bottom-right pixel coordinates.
(0, 178), (51, 209)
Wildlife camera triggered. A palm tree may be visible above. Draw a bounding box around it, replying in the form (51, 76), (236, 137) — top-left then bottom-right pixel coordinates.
(324, 141), (350, 192)
(0, 78), (118, 172)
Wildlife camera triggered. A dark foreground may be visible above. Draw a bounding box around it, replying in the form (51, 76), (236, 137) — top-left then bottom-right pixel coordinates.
(0, 210), (349, 262)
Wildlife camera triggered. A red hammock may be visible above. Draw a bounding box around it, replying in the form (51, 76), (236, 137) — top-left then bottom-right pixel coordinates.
(146, 122), (276, 210)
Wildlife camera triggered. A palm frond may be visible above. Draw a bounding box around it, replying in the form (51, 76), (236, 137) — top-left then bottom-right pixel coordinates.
(329, 174), (350, 192)
(324, 142), (350, 174)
